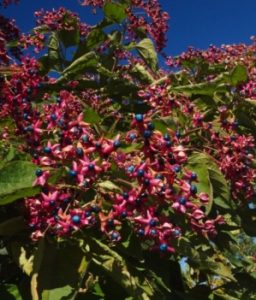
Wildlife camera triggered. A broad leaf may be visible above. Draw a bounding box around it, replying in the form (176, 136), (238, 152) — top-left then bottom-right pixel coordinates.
(0, 284), (22, 300)
(0, 161), (39, 205)
(31, 239), (89, 300)
(130, 64), (154, 84)
(188, 153), (231, 213)
(103, 2), (127, 23)
(230, 65), (248, 86)
(48, 33), (62, 72)
(62, 51), (98, 78)
(0, 217), (26, 236)
(98, 180), (122, 192)
(83, 107), (101, 124)
(136, 39), (158, 72)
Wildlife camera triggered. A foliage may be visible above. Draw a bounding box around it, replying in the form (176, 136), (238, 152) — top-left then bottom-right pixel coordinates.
(0, 0), (256, 299)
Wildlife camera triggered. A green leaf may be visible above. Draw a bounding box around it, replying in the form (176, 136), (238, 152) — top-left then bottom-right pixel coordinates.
(32, 240), (89, 300)
(83, 107), (101, 124)
(136, 38), (158, 72)
(203, 260), (236, 281)
(239, 206), (256, 236)
(98, 180), (122, 192)
(89, 238), (154, 299)
(152, 118), (177, 133)
(0, 284), (22, 300)
(103, 2), (127, 23)
(0, 161), (39, 205)
(245, 98), (256, 106)
(188, 153), (231, 212)
(74, 29), (106, 59)
(170, 81), (227, 96)
(41, 286), (73, 300)
(62, 51), (98, 78)
(130, 64), (154, 84)
(230, 65), (248, 86)
(48, 33), (62, 72)
(0, 186), (41, 206)
(120, 143), (140, 153)
(10, 243), (34, 276)
(0, 217), (26, 236)
(59, 29), (80, 48)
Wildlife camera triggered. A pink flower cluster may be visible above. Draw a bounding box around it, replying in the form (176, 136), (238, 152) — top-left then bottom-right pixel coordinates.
(0, 56), (227, 252)
(20, 7), (90, 53)
(81, 0), (169, 50)
(0, 14), (20, 65)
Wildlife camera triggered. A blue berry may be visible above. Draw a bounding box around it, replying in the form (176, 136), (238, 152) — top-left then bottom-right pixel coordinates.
(143, 130), (152, 139)
(173, 229), (181, 237)
(138, 229), (145, 236)
(149, 219), (157, 227)
(88, 164), (95, 171)
(50, 113), (57, 121)
(81, 134), (89, 143)
(85, 211), (91, 217)
(163, 133), (170, 141)
(49, 200), (55, 206)
(76, 147), (83, 156)
(129, 133), (136, 141)
(23, 113), (29, 119)
(190, 184), (197, 194)
(114, 140), (121, 148)
(147, 122), (155, 130)
(111, 231), (119, 240)
(150, 229), (157, 236)
(63, 197), (71, 204)
(68, 169), (77, 177)
(173, 165), (181, 172)
(143, 178), (150, 186)
(179, 197), (186, 205)
(121, 211), (127, 218)
(107, 219), (114, 227)
(123, 192), (129, 200)
(137, 169), (144, 177)
(35, 169), (43, 177)
(26, 87), (32, 94)
(175, 131), (182, 138)
(44, 147), (51, 154)
(24, 125), (33, 132)
(72, 215), (81, 224)
(166, 141), (172, 147)
(155, 174), (163, 179)
(135, 114), (143, 122)
(127, 165), (135, 173)
(91, 205), (100, 213)
(191, 172), (197, 180)
(95, 142), (101, 148)
(159, 243), (168, 252)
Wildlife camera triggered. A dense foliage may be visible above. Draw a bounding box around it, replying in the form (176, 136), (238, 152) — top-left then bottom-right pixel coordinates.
(0, 0), (256, 299)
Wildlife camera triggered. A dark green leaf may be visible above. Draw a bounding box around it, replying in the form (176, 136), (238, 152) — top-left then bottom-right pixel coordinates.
(188, 153), (231, 212)
(0, 284), (22, 300)
(74, 29), (106, 59)
(48, 33), (62, 72)
(0, 217), (26, 236)
(32, 240), (89, 300)
(59, 29), (80, 48)
(130, 64), (154, 84)
(103, 3), (127, 23)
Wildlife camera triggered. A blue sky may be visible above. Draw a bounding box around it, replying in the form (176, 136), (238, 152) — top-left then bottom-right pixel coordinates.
(3, 0), (256, 56)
